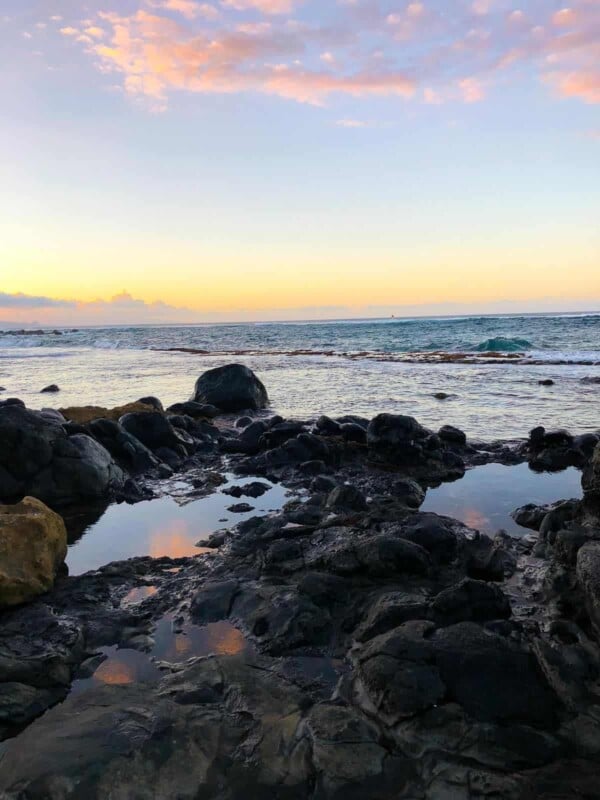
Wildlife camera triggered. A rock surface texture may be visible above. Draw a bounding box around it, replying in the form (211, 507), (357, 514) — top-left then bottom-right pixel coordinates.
(0, 497), (67, 607)
(1, 384), (600, 799)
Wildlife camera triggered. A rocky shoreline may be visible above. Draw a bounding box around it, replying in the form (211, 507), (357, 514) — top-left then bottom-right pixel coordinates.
(1, 364), (599, 799)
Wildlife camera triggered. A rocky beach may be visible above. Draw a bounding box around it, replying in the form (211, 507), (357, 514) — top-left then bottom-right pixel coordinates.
(1, 362), (600, 799)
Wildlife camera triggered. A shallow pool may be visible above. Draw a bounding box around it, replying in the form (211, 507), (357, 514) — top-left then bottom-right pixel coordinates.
(421, 462), (582, 536)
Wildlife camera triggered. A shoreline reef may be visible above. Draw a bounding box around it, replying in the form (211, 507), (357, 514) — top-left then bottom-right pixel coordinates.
(1, 363), (600, 799)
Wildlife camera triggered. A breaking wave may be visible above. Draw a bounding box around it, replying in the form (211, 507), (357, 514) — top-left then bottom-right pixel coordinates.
(474, 337), (534, 353)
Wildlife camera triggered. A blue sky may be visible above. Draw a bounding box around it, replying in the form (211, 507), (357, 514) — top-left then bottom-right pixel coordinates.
(0, 0), (598, 323)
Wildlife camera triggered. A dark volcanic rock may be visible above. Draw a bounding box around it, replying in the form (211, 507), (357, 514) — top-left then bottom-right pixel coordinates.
(40, 384), (60, 394)
(119, 411), (189, 456)
(166, 401), (219, 418)
(356, 620), (558, 727)
(137, 395), (164, 411)
(527, 426), (598, 471)
(0, 405), (124, 506)
(326, 484), (368, 512)
(367, 414), (465, 483)
(190, 363), (268, 412)
(87, 418), (158, 474)
(431, 578), (511, 626)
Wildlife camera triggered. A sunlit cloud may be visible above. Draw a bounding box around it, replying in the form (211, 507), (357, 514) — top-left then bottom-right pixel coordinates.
(37, 0), (600, 110)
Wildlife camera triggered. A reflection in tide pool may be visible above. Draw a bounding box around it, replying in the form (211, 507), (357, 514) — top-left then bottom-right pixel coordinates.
(421, 462), (582, 536)
(65, 475), (288, 575)
(72, 617), (251, 694)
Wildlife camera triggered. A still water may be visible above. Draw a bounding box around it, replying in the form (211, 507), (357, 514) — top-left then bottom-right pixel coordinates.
(65, 474), (289, 574)
(422, 462), (582, 535)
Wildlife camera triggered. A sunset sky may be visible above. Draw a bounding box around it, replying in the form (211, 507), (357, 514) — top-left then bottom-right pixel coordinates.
(1, 0), (599, 324)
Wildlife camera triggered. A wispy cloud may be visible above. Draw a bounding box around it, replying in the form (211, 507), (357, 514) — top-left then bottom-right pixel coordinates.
(46, 0), (600, 110)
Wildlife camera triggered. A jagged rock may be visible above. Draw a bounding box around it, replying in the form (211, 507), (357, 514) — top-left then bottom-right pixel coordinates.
(367, 414), (465, 483)
(326, 485), (368, 512)
(87, 418), (158, 474)
(577, 542), (600, 637)
(119, 411), (189, 455)
(431, 578), (511, 626)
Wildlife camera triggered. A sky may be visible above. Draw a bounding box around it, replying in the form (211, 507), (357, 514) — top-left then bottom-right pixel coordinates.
(0, 0), (598, 325)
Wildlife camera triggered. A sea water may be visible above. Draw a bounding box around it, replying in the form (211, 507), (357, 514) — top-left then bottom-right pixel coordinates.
(1, 313), (599, 439)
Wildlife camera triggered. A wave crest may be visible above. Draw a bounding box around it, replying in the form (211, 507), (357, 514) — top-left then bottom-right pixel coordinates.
(474, 337), (533, 353)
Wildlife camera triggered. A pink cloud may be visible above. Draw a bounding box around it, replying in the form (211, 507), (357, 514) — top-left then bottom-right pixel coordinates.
(54, 0), (600, 110)
(547, 69), (600, 103)
(220, 0), (299, 14)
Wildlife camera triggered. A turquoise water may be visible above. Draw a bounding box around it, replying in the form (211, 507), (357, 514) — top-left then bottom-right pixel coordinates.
(1, 313), (599, 438)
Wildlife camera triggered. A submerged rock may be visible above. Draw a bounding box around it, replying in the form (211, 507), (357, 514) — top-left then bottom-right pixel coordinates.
(0, 497), (67, 607)
(190, 364), (268, 412)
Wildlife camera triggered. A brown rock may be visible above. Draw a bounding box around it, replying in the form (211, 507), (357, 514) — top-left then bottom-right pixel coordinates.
(0, 497), (67, 607)
(59, 401), (156, 425)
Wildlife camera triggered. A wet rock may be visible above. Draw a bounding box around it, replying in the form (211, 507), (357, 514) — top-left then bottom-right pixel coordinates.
(527, 426), (595, 471)
(513, 502), (558, 531)
(0, 603), (84, 739)
(87, 418), (158, 474)
(0, 498), (67, 608)
(367, 414), (465, 483)
(315, 415), (342, 436)
(119, 411), (189, 455)
(396, 514), (458, 563)
(40, 384), (60, 394)
(355, 591), (430, 641)
(576, 542), (600, 637)
(356, 620), (558, 727)
(223, 481), (270, 499)
(438, 424), (467, 447)
(465, 533), (516, 581)
(191, 580), (239, 623)
(166, 401), (219, 418)
(433, 392), (451, 400)
(311, 475), (337, 494)
(137, 395), (164, 411)
(303, 703), (413, 798)
(233, 586), (331, 653)
(190, 363), (268, 412)
(227, 503), (255, 513)
(539, 379), (555, 386)
(431, 578), (511, 626)
(0, 405), (124, 507)
(326, 485), (368, 512)
(0, 398), (24, 408)
(582, 442), (600, 510)
(339, 423), (367, 444)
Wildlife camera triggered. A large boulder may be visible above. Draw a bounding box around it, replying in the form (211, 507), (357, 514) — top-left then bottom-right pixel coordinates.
(0, 497), (67, 607)
(0, 405), (124, 507)
(190, 364), (268, 412)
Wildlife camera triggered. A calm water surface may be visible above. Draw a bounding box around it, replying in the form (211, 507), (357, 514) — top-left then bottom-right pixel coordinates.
(422, 462), (582, 535)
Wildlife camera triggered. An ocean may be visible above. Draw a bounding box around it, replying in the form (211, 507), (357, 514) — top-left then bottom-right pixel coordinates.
(1, 313), (599, 439)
